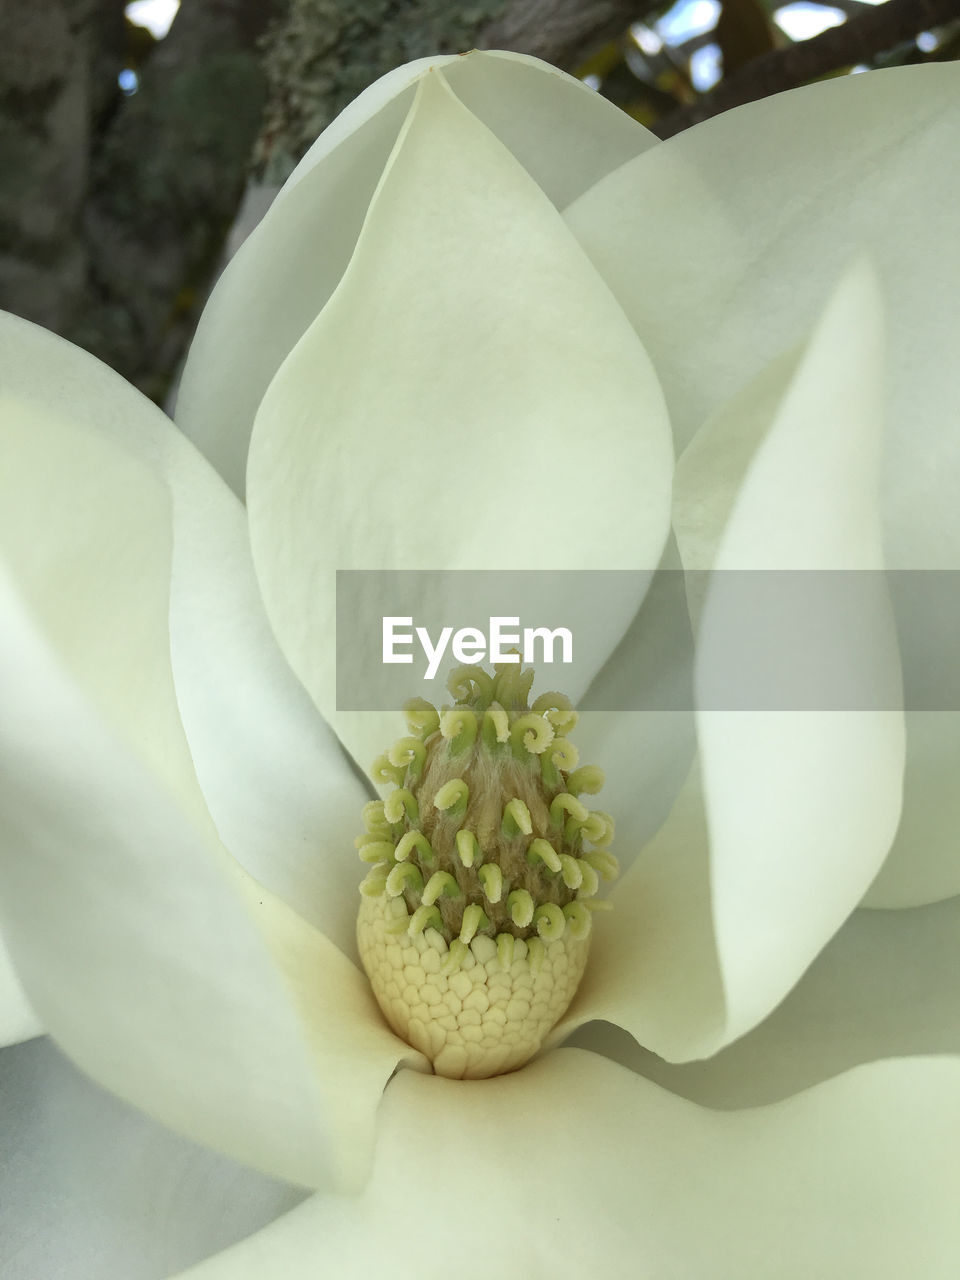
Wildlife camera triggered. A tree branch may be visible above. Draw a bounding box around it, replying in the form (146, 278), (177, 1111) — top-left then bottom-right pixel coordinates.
(65, 0), (284, 400)
(654, 0), (960, 139)
(0, 0), (126, 334)
(254, 0), (650, 181)
(478, 0), (645, 67)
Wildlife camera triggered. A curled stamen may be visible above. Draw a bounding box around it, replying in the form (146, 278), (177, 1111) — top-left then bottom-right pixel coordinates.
(447, 666), (494, 706)
(370, 754), (406, 787)
(548, 738), (579, 771)
(395, 830), (435, 864)
(509, 713), (554, 756)
(540, 735), (579, 791)
(581, 810), (615, 847)
(359, 865), (390, 897)
(584, 849), (620, 882)
(434, 778), (469, 817)
(534, 902), (566, 942)
(403, 697), (440, 738)
(502, 797), (533, 838)
(481, 701), (510, 748)
(440, 706), (478, 755)
(384, 788), (419, 825)
(440, 939), (469, 976)
(532, 693), (578, 736)
(563, 900), (592, 940)
(496, 932), (515, 970)
(507, 888), (535, 928)
(527, 937), (546, 973)
(385, 908), (411, 935)
(575, 860), (600, 898)
(550, 793), (588, 827)
(361, 800), (392, 836)
(559, 853), (583, 890)
(409, 904), (443, 936)
(388, 736), (427, 781)
(455, 829), (481, 868)
(357, 839), (396, 864)
(493, 663), (535, 710)
(478, 863), (503, 904)
(459, 904), (489, 945)
(566, 765), (605, 797)
(527, 838), (561, 874)
(386, 862), (424, 898)
(422, 871), (462, 906)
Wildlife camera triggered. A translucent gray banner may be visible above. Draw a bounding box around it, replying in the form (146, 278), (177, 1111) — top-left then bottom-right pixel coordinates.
(335, 570), (960, 711)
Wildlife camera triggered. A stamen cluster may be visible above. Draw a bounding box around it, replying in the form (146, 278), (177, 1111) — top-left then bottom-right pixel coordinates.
(355, 663), (617, 1078)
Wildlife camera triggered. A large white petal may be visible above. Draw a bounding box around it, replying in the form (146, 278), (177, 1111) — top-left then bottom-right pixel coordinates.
(566, 65), (960, 906)
(0, 930), (41, 1049)
(0, 314), (370, 955)
(556, 766), (726, 1061)
(570, 893), (960, 1108)
(0, 322), (423, 1187)
(0, 1037), (304, 1280)
(0, 569), (422, 1189)
(247, 69), (672, 770)
(566, 264), (905, 1060)
(563, 63), (960, 558)
(176, 49), (657, 497)
(864, 711), (960, 907)
(690, 262), (904, 1047)
(174, 1050), (960, 1279)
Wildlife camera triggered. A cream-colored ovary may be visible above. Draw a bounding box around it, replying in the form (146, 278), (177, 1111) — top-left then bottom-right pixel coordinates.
(358, 893), (589, 1079)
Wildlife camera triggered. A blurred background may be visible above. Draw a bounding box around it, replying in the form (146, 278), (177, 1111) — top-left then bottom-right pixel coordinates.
(1, 0), (957, 408)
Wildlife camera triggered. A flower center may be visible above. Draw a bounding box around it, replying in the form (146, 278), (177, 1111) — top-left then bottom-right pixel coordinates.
(355, 662), (617, 1079)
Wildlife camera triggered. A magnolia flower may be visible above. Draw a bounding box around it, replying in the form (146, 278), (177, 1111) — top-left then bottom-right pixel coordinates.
(1, 49), (959, 1279)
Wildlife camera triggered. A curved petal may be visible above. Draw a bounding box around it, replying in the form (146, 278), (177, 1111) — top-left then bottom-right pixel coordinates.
(568, 264), (905, 1061)
(174, 1050), (960, 1279)
(565, 63), (960, 908)
(569, 893), (960, 1109)
(0, 568), (422, 1189)
(689, 262), (904, 1047)
(555, 765), (726, 1061)
(247, 70), (672, 768)
(176, 49), (657, 497)
(864, 712), (960, 907)
(0, 1037), (304, 1279)
(0, 930), (41, 1048)
(563, 63), (960, 553)
(0, 321), (423, 1187)
(0, 312), (370, 956)
(574, 536), (696, 879)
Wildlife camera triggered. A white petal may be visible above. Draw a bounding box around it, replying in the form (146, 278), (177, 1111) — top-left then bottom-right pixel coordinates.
(864, 712), (960, 906)
(567, 65), (960, 910)
(0, 313), (371, 955)
(0, 319), (423, 1186)
(174, 1051), (960, 1279)
(557, 765), (726, 1061)
(691, 262), (904, 1046)
(177, 50), (656, 497)
(163, 414), (373, 957)
(0, 1037), (304, 1279)
(564, 63), (960, 562)
(568, 264), (905, 1059)
(0, 571), (422, 1188)
(0, 929), (41, 1048)
(247, 70), (672, 767)
(572, 893), (960, 1108)
(573, 536), (696, 878)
